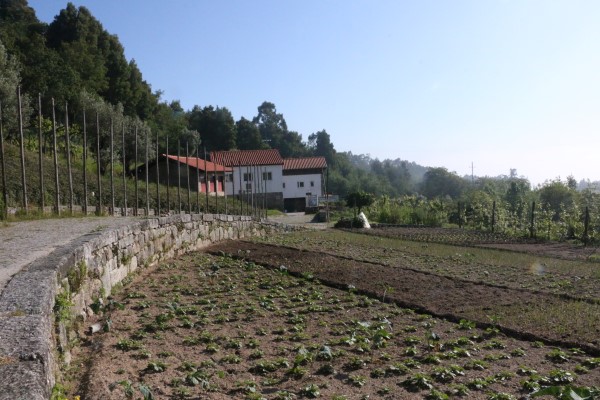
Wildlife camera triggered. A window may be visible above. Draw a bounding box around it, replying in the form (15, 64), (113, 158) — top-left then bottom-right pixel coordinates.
(283, 182), (286, 189)
(262, 171), (272, 180)
(226, 174), (233, 182)
(310, 181), (314, 187)
(243, 173), (253, 182)
(245, 183), (252, 190)
(297, 181), (304, 188)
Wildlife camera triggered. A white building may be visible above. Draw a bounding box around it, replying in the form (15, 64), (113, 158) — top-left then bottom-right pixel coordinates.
(282, 157), (327, 211)
(210, 149), (327, 211)
(211, 149), (285, 209)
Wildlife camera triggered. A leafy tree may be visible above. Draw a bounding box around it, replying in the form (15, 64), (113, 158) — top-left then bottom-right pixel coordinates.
(235, 116), (264, 150)
(252, 101), (306, 157)
(46, 3), (109, 96)
(0, 38), (34, 140)
(537, 178), (576, 221)
(307, 129), (336, 167)
(346, 190), (374, 215)
(188, 105), (235, 151)
(420, 167), (466, 199)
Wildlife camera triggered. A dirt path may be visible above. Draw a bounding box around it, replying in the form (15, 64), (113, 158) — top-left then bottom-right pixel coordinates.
(267, 212), (329, 229)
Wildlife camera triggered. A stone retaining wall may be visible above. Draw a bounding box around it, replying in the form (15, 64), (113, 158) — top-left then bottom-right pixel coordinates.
(0, 214), (291, 400)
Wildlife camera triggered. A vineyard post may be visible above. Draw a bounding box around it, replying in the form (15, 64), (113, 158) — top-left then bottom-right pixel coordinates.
(583, 206), (590, 245)
(250, 165), (255, 217)
(52, 98), (60, 215)
(263, 165), (268, 219)
(491, 200), (496, 233)
(204, 147), (209, 212)
(95, 112), (102, 216)
(110, 117), (115, 215)
(166, 136), (170, 213)
(145, 128), (149, 216)
(122, 122), (127, 216)
(246, 165), (250, 216)
(0, 101), (8, 218)
(177, 142), (181, 214)
(82, 109), (88, 214)
(134, 126), (138, 216)
(457, 202), (462, 229)
(17, 86), (28, 214)
(223, 163), (228, 216)
(186, 141), (191, 213)
(65, 102), (74, 214)
(195, 142), (200, 213)
(231, 157), (236, 215)
(155, 129), (160, 216)
(214, 154), (218, 214)
(238, 156), (243, 215)
(529, 201), (536, 239)
(38, 94), (45, 213)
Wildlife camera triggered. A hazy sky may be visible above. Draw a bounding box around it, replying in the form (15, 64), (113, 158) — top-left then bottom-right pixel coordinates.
(28, 1), (600, 186)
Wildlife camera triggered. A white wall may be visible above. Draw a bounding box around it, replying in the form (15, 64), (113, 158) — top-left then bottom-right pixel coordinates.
(282, 172), (323, 199)
(224, 164), (283, 195)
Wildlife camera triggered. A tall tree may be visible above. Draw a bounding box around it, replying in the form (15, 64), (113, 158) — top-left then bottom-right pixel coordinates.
(0, 39), (31, 139)
(252, 101), (306, 157)
(235, 116), (263, 150)
(420, 167), (466, 199)
(308, 129), (336, 166)
(188, 105), (236, 151)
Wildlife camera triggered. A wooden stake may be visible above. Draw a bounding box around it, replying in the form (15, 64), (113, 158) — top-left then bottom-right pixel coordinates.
(17, 86), (28, 213)
(177, 142), (181, 214)
(0, 101), (8, 217)
(186, 141), (191, 213)
(52, 98), (60, 215)
(65, 102), (74, 213)
(166, 136), (170, 213)
(122, 122), (127, 216)
(145, 128), (149, 216)
(155, 129), (160, 216)
(38, 94), (45, 213)
(96, 112), (102, 216)
(82, 109), (88, 214)
(134, 126), (138, 216)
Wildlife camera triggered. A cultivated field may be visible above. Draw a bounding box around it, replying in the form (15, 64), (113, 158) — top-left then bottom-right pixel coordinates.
(68, 228), (600, 399)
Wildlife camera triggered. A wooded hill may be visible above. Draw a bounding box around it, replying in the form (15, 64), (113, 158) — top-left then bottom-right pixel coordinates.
(0, 0), (425, 198)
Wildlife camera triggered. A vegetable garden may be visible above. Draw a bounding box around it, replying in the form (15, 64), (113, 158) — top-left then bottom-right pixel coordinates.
(65, 228), (600, 399)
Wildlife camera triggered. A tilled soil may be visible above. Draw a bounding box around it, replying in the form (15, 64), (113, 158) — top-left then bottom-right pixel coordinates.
(74, 251), (600, 400)
(360, 227), (599, 261)
(208, 240), (600, 353)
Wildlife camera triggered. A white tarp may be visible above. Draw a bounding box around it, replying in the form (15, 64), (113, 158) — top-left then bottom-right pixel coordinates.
(358, 212), (371, 229)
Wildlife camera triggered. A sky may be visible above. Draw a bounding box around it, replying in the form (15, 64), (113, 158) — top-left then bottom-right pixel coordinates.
(27, 0), (600, 186)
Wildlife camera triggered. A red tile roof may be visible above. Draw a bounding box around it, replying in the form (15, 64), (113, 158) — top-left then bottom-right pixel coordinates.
(283, 157), (327, 170)
(163, 154), (231, 172)
(210, 149), (283, 166)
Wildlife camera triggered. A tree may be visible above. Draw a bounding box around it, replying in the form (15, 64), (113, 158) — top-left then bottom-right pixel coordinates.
(346, 190), (374, 215)
(537, 178), (576, 221)
(252, 101), (306, 157)
(188, 105), (236, 151)
(235, 117), (264, 150)
(0, 39), (31, 139)
(308, 129), (336, 167)
(420, 167), (466, 199)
